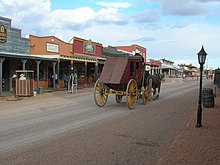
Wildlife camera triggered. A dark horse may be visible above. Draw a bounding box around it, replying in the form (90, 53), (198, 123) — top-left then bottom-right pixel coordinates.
(134, 53), (161, 99)
(144, 71), (161, 100)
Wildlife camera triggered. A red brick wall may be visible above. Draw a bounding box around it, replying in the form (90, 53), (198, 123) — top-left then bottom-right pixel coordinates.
(73, 39), (83, 54)
(95, 45), (102, 58)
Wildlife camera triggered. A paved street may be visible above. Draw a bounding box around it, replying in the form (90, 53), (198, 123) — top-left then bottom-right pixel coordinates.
(0, 78), (212, 164)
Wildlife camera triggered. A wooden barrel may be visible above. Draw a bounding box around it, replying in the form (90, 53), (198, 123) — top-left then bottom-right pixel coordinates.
(202, 88), (214, 108)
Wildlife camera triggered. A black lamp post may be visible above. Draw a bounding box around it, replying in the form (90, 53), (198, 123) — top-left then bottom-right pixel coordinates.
(196, 45), (207, 128)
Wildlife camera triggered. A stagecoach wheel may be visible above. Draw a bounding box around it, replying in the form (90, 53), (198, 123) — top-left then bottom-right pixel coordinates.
(115, 94), (123, 103)
(142, 89), (149, 105)
(94, 78), (108, 107)
(126, 79), (138, 109)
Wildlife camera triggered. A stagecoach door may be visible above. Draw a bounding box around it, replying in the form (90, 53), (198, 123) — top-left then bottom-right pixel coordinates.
(130, 61), (141, 80)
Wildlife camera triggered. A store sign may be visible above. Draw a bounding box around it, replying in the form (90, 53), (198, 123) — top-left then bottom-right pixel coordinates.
(47, 43), (59, 53)
(0, 24), (7, 43)
(83, 39), (95, 54)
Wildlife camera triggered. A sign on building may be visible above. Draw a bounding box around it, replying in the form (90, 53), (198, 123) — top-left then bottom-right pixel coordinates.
(46, 43), (59, 53)
(83, 39), (95, 54)
(0, 24), (7, 43)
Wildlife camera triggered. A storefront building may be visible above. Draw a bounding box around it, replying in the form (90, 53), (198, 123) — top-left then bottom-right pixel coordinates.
(29, 35), (72, 88)
(0, 16), (56, 96)
(159, 59), (178, 77)
(72, 37), (105, 86)
(30, 35), (105, 88)
(146, 59), (162, 75)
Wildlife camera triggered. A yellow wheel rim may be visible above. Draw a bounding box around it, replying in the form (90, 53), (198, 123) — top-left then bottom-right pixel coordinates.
(94, 79), (108, 107)
(126, 79), (138, 109)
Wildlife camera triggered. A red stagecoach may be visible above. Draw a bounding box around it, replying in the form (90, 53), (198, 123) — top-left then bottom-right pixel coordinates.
(94, 56), (152, 109)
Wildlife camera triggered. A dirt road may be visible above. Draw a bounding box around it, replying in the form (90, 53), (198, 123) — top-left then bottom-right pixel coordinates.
(0, 79), (210, 164)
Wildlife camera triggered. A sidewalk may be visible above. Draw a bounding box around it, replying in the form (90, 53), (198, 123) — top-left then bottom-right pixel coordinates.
(0, 86), (94, 101)
(157, 85), (220, 165)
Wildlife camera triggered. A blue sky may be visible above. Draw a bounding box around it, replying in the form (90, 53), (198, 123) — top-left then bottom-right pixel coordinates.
(0, 0), (220, 69)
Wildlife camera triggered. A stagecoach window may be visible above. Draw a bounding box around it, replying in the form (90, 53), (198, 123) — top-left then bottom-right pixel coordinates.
(130, 61), (134, 77)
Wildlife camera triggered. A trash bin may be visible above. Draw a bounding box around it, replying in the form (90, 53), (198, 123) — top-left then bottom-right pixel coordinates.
(38, 87), (44, 94)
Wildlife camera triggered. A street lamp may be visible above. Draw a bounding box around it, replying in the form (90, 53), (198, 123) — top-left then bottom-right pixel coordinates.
(196, 45), (207, 128)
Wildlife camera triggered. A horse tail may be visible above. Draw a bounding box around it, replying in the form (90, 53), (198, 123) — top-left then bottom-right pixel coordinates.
(146, 75), (153, 83)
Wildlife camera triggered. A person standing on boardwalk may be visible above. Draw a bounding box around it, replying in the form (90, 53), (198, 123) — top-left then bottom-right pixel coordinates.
(12, 74), (17, 94)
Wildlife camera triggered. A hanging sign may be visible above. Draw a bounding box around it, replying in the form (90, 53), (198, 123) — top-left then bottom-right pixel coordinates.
(0, 24), (7, 43)
(83, 39), (95, 54)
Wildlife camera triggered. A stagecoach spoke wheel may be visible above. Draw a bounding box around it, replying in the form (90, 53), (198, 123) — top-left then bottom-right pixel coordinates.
(142, 89), (149, 105)
(94, 79), (108, 107)
(126, 79), (138, 109)
(115, 94), (123, 103)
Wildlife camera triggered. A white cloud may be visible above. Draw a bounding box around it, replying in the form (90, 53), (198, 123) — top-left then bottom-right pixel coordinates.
(171, 19), (192, 29)
(0, 0), (51, 35)
(147, 0), (209, 16)
(0, 0), (128, 37)
(197, 0), (220, 3)
(162, 0), (208, 16)
(144, 23), (220, 69)
(96, 2), (132, 8)
(95, 7), (127, 24)
(133, 9), (160, 23)
(52, 7), (95, 24)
